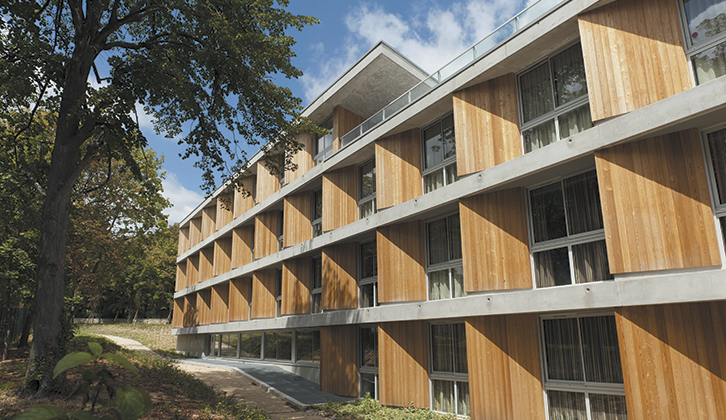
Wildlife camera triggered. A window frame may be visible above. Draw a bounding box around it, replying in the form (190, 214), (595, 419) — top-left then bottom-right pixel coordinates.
(676, 0), (726, 85)
(277, 210), (284, 252)
(314, 115), (334, 165)
(701, 123), (726, 254)
(310, 256), (322, 314)
(359, 158), (377, 218)
(428, 321), (469, 417)
(424, 213), (465, 301)
(421, 113), (458, 194)
(275, 268), (282, 317)
(359, 325), (379, 399)
(312, 188), (323, 238)
(358, 239), (378, 308)
(293, 329), (321, 365)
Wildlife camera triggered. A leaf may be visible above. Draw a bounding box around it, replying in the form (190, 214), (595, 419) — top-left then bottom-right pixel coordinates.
(101, 353), (138, 376)
(53, 352), (94, 378)
(87, 342), (102, 356)
(115, 385), (152, 420)
(11, 405), (67, 420)
(69, 411), (99, 420)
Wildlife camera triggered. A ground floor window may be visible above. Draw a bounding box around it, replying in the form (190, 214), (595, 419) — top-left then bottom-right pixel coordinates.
(295, 330), (321, 364)
(264, 331), (292, 361)
(429, 322), (469, 416)
(359, 325), (378, 399)
(239, 333), (262, 359)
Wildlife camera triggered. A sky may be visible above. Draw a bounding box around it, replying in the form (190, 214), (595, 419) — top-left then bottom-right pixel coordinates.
(149, 0), (537, 224)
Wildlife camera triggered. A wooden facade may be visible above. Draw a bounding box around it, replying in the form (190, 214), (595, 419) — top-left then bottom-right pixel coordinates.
(375, 129), (423, 209)
(189, 217), (202, 248)
(379, 321), (430, 408)
(172, 298), (184, 328)
(333, 105), (364, 151)
(578, 0), (691, 122)
(254, 211), (280, 260)
(322, 243), (358, 310)
(216, 192), (234, 229)
(231, 225), (254, 268)
(211, 282), (229, 324)
(186, 254), (199, 287)
(229, 277), (251, 322)
(377, 221), (426, 303)
(283, 192), (313, 248)
(234, 176), (256, 219)
(282, 258), (311, 315)
(595, 130), (721, 273)
(255, 160), (281, 203)
(175, 261), (186, 292)
(286, 132), (315, 183)
(322, 165), (358, 232)
(320, 325), (359, 397)
(251, 269), (277, 319)
(197, 289), (212, 326)
(182, 294), (197, 327)
(213, 237), (232, 277)
(199, 246), (215, 283)
(178, 226), (189, 256)
(201, 206), (216, 239)
(459, 189), (531, 291)
(452, 74), (521, 176)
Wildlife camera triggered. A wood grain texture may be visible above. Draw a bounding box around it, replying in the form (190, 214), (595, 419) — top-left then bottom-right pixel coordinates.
(183, 294), (197, 327)
(333, 105), (364, 151)
(595, 130), (721, 273)
(578, 0), (691, 121)
(172, 298), (184, 328)
(189, 217), (202, 248)
(254, 211), (280, 260)
(201, 206), (216, 239)
(466, 314), (545, 420)
(377, 221), (426, 303)
(459, 189), (532, 291)
(178, 226), (189, 256)
(216, 192), (234, 230)
(255, 160), (281, 203)
(234, 176), (256, 219)
(322, 243), (358, 310)
(213, 237), (232, 277)
(286, 132), (315, 183)
(231, 225), (254, 268)
(251, 269), (277, 319)
(186, 254), (199, 287)
(322, 165), (358, 232)
(320, 325), (359, 397)
(616, 302), (726, 420)
(211, 282), (229, 324)
(453, 74), (521, 175)
(229, 277), (251, 322)
(375, 129), (423, 209)
(197, 289), (212, 325)
(175, 261), (186, 292)
(283, 192), (313, 248)
(379, 321), (430, 408)
(282, 258), (311, 315)
(199, 246), (215, 283)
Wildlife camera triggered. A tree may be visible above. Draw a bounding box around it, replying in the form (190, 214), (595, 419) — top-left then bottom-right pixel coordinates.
(1, 0), (317, 395)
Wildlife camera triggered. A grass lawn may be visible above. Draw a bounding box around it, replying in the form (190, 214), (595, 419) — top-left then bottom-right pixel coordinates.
(76, 323), (177, 353)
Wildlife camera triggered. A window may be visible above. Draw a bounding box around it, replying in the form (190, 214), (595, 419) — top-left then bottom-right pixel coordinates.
(263, 331), (292, 361)
(528, 170), (613, 288)
(518, 43), (592, 153)
(294, 330), (320, 364)
(541, 314), (626, 420)
(679, 0), (726, 84)
(359, 326), (378, 399)
(422, 114), (458, 193)
(359, 159), (376, 218)
(314, 116), (334, 164)
(311, 257), (322, 313)
(426, 214), (465, 300)
(359, 240), (378, 308)
(277, 210), (284, 251)
(239, 333), (262, 359)
(429, 323), (469, 416)
(312, 189), (323, 238)
(704, 126), (726, 240)
(275, 268), (282, 317)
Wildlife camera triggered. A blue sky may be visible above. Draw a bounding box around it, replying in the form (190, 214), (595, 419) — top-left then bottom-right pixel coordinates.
(150, 0), (536, 223)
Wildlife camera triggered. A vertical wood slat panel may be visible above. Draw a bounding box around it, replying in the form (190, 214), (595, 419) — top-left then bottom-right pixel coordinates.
(234, 176), (256, 219)
(379, 321), (430, 408)
(320, 325), (359, 397)
(199, 247), (215, 283)
(377, 221), (426, 303)
(595, 129), (721, 273)
(282, 258), (311, 315)
(251, 269), (277, 319)
(287, 132), (315, 183)
(175, 261), (187, 292)
(229, 277), (251, 322)
(211, 282), (229, 324)
(255, 160), (281, 203)
(186, 254), (199, 287)
(231, 225), (254, 269)
(333, 105), (364, 151)
(178, 226), (189, 255)
(466, 314), (545, 420)
(459, 189), (532, 292)
(322, 165), (358, 232)
(375, 128), (423, 209)
(201, 206), (216, 239)
(183, 294), (197, 327)
(453, 73), (521, 176)
(172, 298), (184, 328)
(322, 243), (358, 310)
(254, 211), (280, 260)
(197, 289), (212, 325)
(216, 193), (234, 230)
(189, 217), (202, 248)
(283, 192), (313, 248)
(578, 0), (691, 122)
(616, 302), (726, 420)
(213, 237), (232, 277)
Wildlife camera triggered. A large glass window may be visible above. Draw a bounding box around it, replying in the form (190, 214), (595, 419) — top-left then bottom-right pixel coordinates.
(359, 326), (378, 399)
(359, 159), (376, 218)
(541, 314), (627, 420)
(422, 114), (458, 193)
(680, 0), (726, 84)
(311, 257), (322, 313)
(705, 127), (726, 241)
(314, 115), (334, 164)
(430, 323), (469, 416)
(239, 333), (262, 359)
(312, 189), (323, 238)
(529, 170), (613, 288)
(426, 214), (465, 300)
(359, 240), (378, 308)
(295, 330), (320, 364)
(263, 331), (292, 361)
(518, 43), (592, 153)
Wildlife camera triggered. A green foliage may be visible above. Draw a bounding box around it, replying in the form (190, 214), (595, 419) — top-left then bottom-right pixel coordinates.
(315, 396), (457, 420)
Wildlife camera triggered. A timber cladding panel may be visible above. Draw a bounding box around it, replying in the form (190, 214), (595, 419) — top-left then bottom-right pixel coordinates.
(322, 243), (358, 310)
(178, 226), (189, 255)
(254, 211), (280, 260)
(229, 277), (251, 322)
(172, 298), (184, 328)
(377, 221), (426, 303)
(595, 129), (721, 273)
(466, 314), (545, 420)
(231, 225), (254, 268)
(452, 73), (521, 176)
(201, 206), (216, 239)
(199, 246), (215, 283)
(183, 294), (197, 327)
(616, 302), (726, 420)
(333, 105), (364, 152)
(251, 269), (277, 319)
(322, 165), (358, 232)
(283, 192), (313, 247)
(211, 282), (229, 324)
(459, 189), (531, 292)
(175, 261), (186, 292)
(213, 237), (232, 277)
(189, 217), (202, 248)
(255, 160), (281, 203)
(233, 176), (256, 219)
(320, 325), (359, 397)
(186, 254), (199, 287)
(578, 0), (691, 122)
(375, 129), (423, 209)
(282, 258), (311, 315)
(286, 132), (314, 183)
(197, 289), (212, 326)
(379, 321), (430, 408)
(216, 192), (234, 229)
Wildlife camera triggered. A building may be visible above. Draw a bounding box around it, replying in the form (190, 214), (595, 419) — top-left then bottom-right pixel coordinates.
(171, 0), (726, 418)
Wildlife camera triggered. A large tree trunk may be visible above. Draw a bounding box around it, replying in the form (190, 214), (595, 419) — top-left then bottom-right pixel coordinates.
(17, 307), (33, 349)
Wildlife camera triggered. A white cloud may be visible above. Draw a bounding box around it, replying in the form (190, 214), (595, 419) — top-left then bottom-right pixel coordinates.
(161, 172), (204, 225)
(134, 102), (155, 129)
